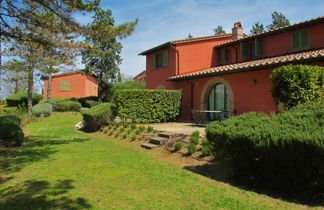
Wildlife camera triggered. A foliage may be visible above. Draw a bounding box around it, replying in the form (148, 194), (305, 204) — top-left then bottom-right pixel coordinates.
(122, 134), (127, 139)
(270, 65), (324, 109)
(52, 101), (82, 112)
(131, 135), (136, 141)
(250, 22), (265, 35)
(187, 33), (193, 39)
(147, 126), (153, 133)
(214, 25), (226, 35)
(82, 8), (138, 100)
(115, 89), (182, 123)
(266, 11), (290, 30)
(187, 143), (197, 155)
(206, 101), (324, 193)
(201, 146), (211, 157)
(82, 103), (116, 132)
(114, 81), (146, 90)
(191, 131), (200, 137)
(139, 126), (145, 131)
(0, 115), (24, 147)
(6, 92), (43, 107)
(32, 103), (53, 117)
(174, 142), (183, 151)
(201, 138), (210, 147)
(189, 136), (199, 145)
(76, 96), (99, 107)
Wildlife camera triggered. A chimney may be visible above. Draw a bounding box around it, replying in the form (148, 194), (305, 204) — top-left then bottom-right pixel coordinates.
(232, 22), (243, 41)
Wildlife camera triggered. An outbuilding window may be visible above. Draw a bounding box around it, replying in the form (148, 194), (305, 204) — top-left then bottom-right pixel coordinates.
(59, 81), (70, 91)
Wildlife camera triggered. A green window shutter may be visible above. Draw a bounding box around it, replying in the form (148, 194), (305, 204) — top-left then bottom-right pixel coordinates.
(218, 48), (226, 65)
(60, 81), (70, 91)
(151, 54), (156, 69)
(292, 31), (300, 51)
(162, 50), (168, 67)
(240, 42), (249, 59)
(300, 29), (310, 50)
(254, 38), (263, 58)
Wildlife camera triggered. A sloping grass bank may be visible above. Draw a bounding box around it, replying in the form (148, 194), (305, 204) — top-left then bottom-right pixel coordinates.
(0, 113), (314, 209)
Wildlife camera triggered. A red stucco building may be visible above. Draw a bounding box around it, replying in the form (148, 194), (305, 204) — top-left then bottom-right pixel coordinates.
(140, 16), (324, 121)
(43, 71), (98, 98)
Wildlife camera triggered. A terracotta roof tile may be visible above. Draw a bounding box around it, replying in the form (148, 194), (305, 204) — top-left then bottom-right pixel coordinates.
(216, 16), (324, 48)
(139, 34), (232, 55)
(168, 48), (324, 81)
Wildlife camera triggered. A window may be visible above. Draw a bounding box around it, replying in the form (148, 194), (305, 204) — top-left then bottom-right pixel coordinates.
(292, 29), (310, 51)
(59, 81), (70, 91)
(240, 42), (250, 60)
(254, 38), (263, 58)
(207, 84), (231, 120)
(152, 50), (168, 69)
(241, 39), (263, 59)
(218, 48), (231, 65)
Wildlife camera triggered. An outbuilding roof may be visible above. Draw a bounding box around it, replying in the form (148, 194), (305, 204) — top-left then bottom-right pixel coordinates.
(139, 34), (232, 55)
(168, 48), (324, 81)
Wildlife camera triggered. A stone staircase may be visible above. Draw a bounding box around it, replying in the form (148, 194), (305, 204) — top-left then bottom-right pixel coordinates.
(141, 132), (173, 150)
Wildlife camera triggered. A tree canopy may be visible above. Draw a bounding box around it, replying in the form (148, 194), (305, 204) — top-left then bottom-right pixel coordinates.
(266, 11), (290, 30)
(214, 25), (226, 35)
(250, 22), (265, 35)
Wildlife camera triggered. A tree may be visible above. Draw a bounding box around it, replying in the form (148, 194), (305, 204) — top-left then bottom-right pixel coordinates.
(214, 25), (225, 35)
(270, 65), (324, 109)
(250, 22), (265, 35)
(266, 11), (290, 30)
(0, 0), (99, 47)
(187, 33), (193, 39)
(82, 8), (138, 101)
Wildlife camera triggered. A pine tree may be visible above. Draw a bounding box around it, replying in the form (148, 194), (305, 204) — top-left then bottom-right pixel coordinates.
(266, 11), (290, 30)
(250, 22), (265, 35)
(214, 25), (226, 35)
(82, 8), (138, 101)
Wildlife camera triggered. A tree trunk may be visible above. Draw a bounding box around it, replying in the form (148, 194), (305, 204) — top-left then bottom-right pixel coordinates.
(47, 73), (52, 103)
(98, 74), (103, 102)
(27, 67), (34, 117)
(14, 80), (19, 93)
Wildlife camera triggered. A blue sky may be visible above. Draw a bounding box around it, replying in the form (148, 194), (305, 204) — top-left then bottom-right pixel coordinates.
(74, 0), (324, 77)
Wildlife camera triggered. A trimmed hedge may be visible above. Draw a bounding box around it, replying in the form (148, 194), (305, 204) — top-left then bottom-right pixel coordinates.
(206, 101), (324, 193)
(6, 92), (43, 107)
(82, 103), (116, 132)
(0, 115), (24, 147)
(115, 89), (182, 123)
(76, 96), (99, 107)
(52, 100), (82, 112)
(271, 65), (324, 109)
(32, 103), (53, 117)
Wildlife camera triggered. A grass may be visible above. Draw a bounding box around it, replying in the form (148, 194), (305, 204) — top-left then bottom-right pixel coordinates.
(0, 113), (314, 209)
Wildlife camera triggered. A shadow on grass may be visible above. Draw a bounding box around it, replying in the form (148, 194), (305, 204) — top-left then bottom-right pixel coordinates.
(0, 135), (90, 175)
(184, 160), (324, 207)
(0, 179), (92, 209)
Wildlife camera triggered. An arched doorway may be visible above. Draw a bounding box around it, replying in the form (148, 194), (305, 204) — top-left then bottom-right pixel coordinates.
(207, 83), (231, 120)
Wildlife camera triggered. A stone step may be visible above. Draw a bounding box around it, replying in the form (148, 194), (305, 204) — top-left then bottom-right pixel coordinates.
(149, 136), (168, 145)
(141, 143), (157, 150)
(158, 132), (173, 139)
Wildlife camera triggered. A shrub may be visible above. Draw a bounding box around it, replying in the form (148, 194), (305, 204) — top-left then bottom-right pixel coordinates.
(32, 103), (53, 117)
(126, 130), (131, 135)
(187, 143), (197, 155)
(206, 101), (324, 193)
(131, 135), (136, 141)
(82, 103), (116, 132)
(6, 92), (42, 107)
(52, 100), (81, 112)
(119, 127), (125, 132)
(114, 133), (119, 138)
(115, 89), (182, 123)
(0, 115), (24, 147)
(123, 122), (129, 128)
(189, 135), (199, 145)
(108, 131), (113, 136)
(130, 124), (136, 130)
(191, 130), (200, 137)
(147, 126), (153, 133)
(84, 100), (101, 108)
(122, 134), (127, 139)
(271, 65), (324, 109)
(201, 146), (211, 157)
(76, 96), (99, 107)
(201, 138), (210, 147)
(139, 126), (145, 131)
(174, 142), (183, 151)
(135, 129), (140, 135)
(114, 81), (146, 90)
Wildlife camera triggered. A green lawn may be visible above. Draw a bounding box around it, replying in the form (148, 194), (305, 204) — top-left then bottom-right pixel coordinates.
(0, 113), (312, 209)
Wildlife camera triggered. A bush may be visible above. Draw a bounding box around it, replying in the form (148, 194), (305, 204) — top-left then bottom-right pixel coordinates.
(201, 138), (210, 147)
(52, 100), (82, 112)
(206, 101), (324, 193)
(189, 135), (199, 145)
(115, 89), (182, 123)
(6, 92), (43, 107)
(139, 126), (145, 131)
(271, 65), (324, 109)
(82, 103), (116, 132)
(131, 135), (136, 141)
(191, 130), (200, 137)
(130, 124), (136, 130)
(201, 146), (211, 157)
(174, 142), (183, 151)
(122, 134), (127, 139)
(187, 143), (197, 155)
(32, 103), (53, 117)
(76, 96), (99, 107)
(108, 131), (113, 136)
(84, 100), (101, 108)
(0, 115), (24, 147)
(147, 126), (153, 133)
